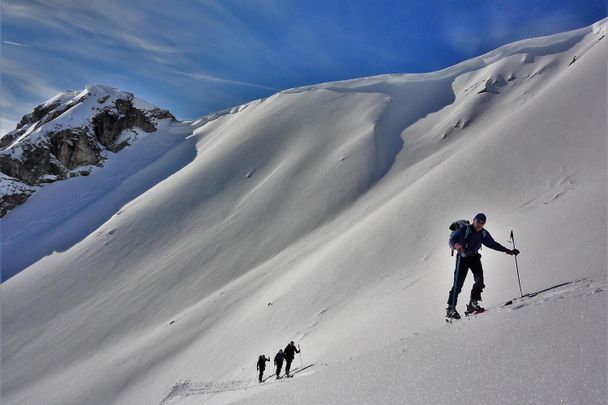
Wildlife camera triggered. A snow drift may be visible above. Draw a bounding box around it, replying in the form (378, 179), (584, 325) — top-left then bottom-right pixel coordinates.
(1, 19), (606, 405)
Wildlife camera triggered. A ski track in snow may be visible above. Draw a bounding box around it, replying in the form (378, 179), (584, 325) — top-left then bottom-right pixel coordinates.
(455, 278), (604, 319)
(504, 279), (606, 311)
(160, 364), (315, 405)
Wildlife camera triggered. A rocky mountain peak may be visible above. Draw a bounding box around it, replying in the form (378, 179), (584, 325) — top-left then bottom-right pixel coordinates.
(0, 85), (176, 217)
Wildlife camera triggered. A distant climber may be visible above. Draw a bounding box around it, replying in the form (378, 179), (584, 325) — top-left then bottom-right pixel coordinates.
(283, 341), (300, 377)
(257, 355), (270, 383)
(274, 349), (285, 379)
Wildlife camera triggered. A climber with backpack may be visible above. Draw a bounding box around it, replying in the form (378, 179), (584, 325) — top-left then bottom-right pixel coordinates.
(283, 341), (300, 377)
(256, 354), (270, 383)
(446, 213), (520, 320)
(274, 349), (285, 379)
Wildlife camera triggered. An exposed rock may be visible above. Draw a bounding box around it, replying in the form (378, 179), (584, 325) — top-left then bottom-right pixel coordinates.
(92, 98), (157, 151)
(0, 85), (176, 217)
(0, 132), (18, 149)
(0, 174), (36, 217)
(16, 99), (63, 130)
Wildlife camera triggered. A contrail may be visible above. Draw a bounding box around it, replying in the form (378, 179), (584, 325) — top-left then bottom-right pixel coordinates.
(3, 40), (29, 47)
(170, 69), (279, 91)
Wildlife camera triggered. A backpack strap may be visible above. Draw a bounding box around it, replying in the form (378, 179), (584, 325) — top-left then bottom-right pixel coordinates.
(452, 224), (473, 256)
(464, 225), (473, 250)
(461, 225), (489, 253)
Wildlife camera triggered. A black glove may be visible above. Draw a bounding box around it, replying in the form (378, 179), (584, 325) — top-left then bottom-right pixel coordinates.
(507, 249), (520, 256)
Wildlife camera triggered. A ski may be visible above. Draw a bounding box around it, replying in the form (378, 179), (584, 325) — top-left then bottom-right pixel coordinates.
(445, 279), (586, 324)
(503, 279), (586, 306)
(267, 364), (314, 381)
(285, 364), (314, 378)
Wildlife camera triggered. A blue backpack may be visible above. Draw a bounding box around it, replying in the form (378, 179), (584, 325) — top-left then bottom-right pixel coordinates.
(449, 220), (470, 256)
(449, 219), (487, 256)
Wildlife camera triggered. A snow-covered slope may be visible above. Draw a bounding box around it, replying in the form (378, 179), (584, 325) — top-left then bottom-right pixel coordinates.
(2, 19), (606, 405)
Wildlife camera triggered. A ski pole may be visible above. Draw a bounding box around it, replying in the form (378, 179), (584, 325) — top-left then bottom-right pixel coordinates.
(510, 230), (523, 297)
(449, 254), (462, 318)
(298, 345), (303, 367)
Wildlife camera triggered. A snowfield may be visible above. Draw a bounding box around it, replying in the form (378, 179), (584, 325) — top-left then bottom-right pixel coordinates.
(164, 280), (607, 405)
(2, 19), (607, 405)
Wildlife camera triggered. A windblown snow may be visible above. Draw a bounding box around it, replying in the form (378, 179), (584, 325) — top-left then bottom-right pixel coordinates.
(2, 19), (607, 405)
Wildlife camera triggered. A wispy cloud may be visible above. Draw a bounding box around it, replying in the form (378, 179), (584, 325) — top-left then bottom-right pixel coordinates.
(0, 0), (305, 125)
(2, 0), (181, 62)
(1, 56), (64, 135)
(442, 5), (589, 56)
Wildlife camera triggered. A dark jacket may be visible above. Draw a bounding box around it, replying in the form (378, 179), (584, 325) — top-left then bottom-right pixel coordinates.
(257, 356), (269, 370)
(449, 224), (508, 255)
(284, 344), (300, 360)
(274, 351), (285, 365)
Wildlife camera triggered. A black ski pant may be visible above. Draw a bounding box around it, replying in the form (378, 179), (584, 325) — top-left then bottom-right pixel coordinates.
(285, 357), (294, 375)
(258, 367), (265, 382)
(447, 254), (485, 307)
(275, 361), (283, 377)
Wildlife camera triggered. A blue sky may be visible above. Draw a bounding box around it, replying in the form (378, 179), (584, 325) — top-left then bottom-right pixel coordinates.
(1, 0), (606, 133)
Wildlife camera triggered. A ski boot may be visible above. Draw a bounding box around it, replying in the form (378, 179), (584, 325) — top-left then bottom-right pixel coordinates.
(445, 306), (461, 321)
(465, 301), (485, 316)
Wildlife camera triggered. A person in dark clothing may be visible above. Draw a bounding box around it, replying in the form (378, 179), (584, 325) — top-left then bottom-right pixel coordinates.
(447, 213), (519, 319)
(256, 355), (270, 383)
(274, 349), (285, 379)
(283, 341), (300, 377)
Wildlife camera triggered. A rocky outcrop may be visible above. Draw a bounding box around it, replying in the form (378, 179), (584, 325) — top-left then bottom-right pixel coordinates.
(0, 85), (176, 217)
(91, 98), (173, 151)
(0, 174), (35, 217)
